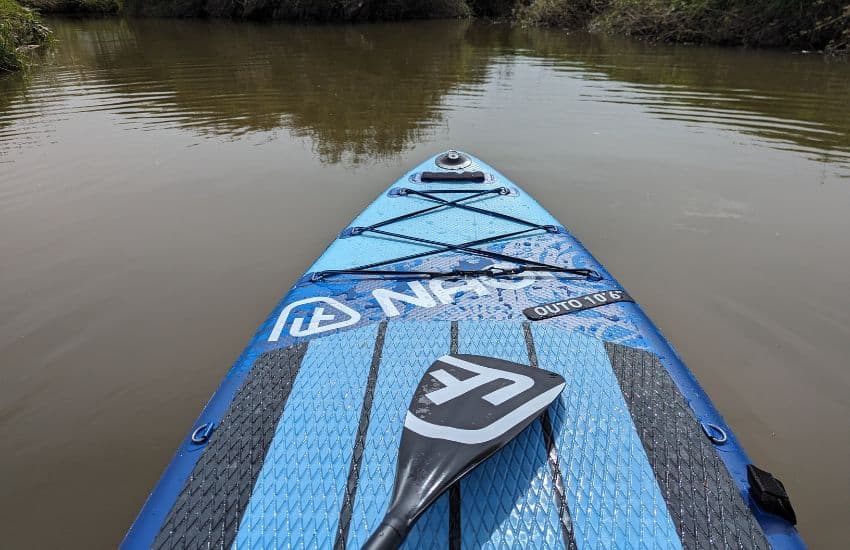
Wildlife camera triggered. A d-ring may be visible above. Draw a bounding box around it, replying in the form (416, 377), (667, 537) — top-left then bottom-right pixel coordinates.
(700, 421), (727, 445)
(191, 422), (215, 445)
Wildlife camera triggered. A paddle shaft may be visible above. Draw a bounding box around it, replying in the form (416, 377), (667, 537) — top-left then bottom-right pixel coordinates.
(362, 516), (408, 550)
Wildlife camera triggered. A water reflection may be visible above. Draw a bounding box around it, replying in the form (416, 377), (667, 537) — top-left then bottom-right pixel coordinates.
(476, 27), (850, 167)
(1, 18), (849, 167)
(2, 19), (496, 164)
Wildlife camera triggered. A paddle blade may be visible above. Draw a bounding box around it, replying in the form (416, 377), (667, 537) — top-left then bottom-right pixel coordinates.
(363, 354), (565, 550)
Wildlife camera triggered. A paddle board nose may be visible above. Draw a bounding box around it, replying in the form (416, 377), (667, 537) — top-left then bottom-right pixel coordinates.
(123, 151), (803, 550)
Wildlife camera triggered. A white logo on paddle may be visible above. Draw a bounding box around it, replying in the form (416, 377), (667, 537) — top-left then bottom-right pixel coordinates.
(405, 355), (565, 445)
(424, 356), (533, 406)
(268, 297), (361, 341)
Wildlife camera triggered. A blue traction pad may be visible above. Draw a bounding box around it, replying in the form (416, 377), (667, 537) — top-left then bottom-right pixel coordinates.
(235, 323), (382, 548)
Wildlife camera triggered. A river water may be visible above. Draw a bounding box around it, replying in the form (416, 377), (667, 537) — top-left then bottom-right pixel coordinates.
(1, 17), (848, 548)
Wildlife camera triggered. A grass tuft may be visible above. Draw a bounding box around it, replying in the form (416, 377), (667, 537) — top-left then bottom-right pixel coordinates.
(518, 0), (608, 28)
(1, 0), (51, 72)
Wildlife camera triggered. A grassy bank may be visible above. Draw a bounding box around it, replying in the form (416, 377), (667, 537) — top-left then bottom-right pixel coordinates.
(521, 0), (850, 53)
(2, 0), (847, 76)
(121, 0), (849, 52)
(1, 0), (50, 72)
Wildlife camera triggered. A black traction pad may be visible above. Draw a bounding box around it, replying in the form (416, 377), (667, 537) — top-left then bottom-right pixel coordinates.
(152, 344), (307, 550)
(605, 342), (770, 549)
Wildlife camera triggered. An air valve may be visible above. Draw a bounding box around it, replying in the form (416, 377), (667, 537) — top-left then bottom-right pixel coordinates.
(435, 149), (472, 170)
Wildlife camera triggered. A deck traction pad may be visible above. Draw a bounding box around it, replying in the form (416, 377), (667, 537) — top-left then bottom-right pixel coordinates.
(151, 327), (769, 549)
(605, 342), (769, 550)
(152, 344), (307, 550)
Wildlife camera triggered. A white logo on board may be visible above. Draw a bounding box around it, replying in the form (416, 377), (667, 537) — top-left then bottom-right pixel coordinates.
(267, 264), (553, 341)
(268, 297), (361, 341)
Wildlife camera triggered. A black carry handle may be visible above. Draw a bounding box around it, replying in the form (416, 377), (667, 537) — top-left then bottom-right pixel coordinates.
(420, 171), (485, 182)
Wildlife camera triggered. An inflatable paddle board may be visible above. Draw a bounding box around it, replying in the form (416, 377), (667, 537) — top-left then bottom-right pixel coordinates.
(123, 151), (803, 549)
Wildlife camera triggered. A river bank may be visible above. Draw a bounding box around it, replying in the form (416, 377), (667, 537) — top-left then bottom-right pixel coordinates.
(23, 0), (120, 14)
(121, 0), (849, 52)
(590, 0), (849, 52)
(0, 0), (50, 71)
(2, 1), (848, 68)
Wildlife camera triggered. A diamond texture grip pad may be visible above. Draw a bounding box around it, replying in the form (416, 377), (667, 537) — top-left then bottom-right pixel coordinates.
(457, 321), (570, 549)
(151, 321), (768, 550)
(531, 324), (682, 549)
(604, 342), (769, 550)
(233, 324), (382, 549)
(344, 321), (453, 549)
(152, 343), (307, 550)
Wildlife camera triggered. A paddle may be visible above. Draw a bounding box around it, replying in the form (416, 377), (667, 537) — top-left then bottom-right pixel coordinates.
(363, 353), (566, 550)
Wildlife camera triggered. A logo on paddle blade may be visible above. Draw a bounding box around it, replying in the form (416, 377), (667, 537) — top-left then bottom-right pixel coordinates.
(404, 354), (565, 444)
(268, 297), (361, 341)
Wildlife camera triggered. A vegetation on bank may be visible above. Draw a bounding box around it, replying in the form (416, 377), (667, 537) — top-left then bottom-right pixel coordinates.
(21, 0), (126, 14)
(124, 0), (470, 20)
(590, 0), (849, 52)
(518, 0), (607, 29)
(519, 1), (850, 53)
(121, 0), (849, 52)
(0, 0), (50, 72)
(1, 0), (847, 75)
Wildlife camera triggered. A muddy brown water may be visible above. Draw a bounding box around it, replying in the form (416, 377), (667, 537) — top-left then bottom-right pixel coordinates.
(1, 17), (848, 548)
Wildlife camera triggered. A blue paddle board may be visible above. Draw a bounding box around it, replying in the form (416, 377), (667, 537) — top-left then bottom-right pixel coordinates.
(123, 151), (803, 549)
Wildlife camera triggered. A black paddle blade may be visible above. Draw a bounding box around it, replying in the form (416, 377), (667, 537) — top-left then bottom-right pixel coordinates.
(363, 354), (565, 550)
